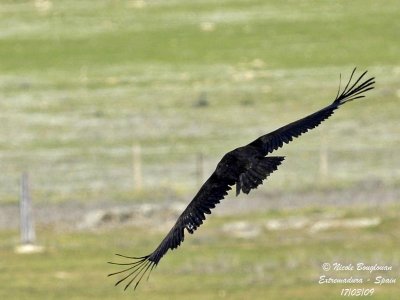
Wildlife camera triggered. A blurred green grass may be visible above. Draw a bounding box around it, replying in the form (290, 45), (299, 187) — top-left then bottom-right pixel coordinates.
(0, 1), (399, 298)
(1, 205), (399, 299)
(0, 0), (399, 204)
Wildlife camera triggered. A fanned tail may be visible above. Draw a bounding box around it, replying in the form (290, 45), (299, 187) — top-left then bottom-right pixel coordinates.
(108, 254), (157, 291)
(333, 68), (375, 106)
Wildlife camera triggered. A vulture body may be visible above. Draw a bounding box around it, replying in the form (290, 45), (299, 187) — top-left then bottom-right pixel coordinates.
(109, 69), (375, 290)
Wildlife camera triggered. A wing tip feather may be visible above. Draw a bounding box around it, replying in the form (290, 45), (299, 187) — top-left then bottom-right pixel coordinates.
(108, 253), (156, 291)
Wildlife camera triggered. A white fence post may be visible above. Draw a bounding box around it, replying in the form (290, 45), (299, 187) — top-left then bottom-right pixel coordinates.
(20, 172), (36, 245)
(133, 144), (143, 190)
(15, 172), (43, 253)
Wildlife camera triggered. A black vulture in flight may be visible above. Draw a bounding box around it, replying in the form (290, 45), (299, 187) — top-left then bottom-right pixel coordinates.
(108, 69), (375, 290)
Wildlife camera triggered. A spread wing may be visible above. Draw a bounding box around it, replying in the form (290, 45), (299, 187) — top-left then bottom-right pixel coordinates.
(107, 170), (236, 290)
(248, 69), (375, 155)
(108, 68), (375, 291)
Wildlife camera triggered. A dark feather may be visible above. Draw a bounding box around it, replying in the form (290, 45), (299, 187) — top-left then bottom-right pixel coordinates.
(109, 68), (375, 290)
(236, 156), (285, 195)
(247, 68), (375, 156)
(108, 170), (234, 290)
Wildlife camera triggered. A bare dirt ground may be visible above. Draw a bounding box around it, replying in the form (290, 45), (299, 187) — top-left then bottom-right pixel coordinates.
(1, 184), (398, 231)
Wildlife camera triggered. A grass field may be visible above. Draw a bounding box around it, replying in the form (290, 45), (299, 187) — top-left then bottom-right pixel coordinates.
(0, 0), (399, 299)
(1, 205), (400, 299)
(0, 0), (399, 204)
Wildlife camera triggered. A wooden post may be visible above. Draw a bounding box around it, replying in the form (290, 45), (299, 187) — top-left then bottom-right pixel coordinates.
(132, 144), (143, 190)
(20, 172), (36, 245)
(196, 152), (205, 187)
(319, 133), (329, 182)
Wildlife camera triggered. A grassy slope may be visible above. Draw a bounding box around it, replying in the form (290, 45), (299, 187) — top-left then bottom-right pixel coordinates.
(0, 2), (399, 298)
(1, 205), (400, 299)
(0, 0), (399, 204)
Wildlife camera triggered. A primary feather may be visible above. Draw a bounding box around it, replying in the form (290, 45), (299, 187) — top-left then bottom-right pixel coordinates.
(108, 68), (375, 290)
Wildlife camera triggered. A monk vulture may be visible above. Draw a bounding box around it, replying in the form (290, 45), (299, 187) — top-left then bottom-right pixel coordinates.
(108, 68), (375, 290)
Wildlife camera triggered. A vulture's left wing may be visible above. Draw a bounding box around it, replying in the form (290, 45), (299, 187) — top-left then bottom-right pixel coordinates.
(108, 170), (234, 290)
(247, 69), (374, 155)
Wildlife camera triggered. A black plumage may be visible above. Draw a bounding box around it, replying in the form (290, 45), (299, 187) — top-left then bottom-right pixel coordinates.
(108, 69), (375, 290)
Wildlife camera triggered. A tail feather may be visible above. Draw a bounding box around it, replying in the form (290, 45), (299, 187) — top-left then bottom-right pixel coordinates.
(236, 156), (285, 195)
